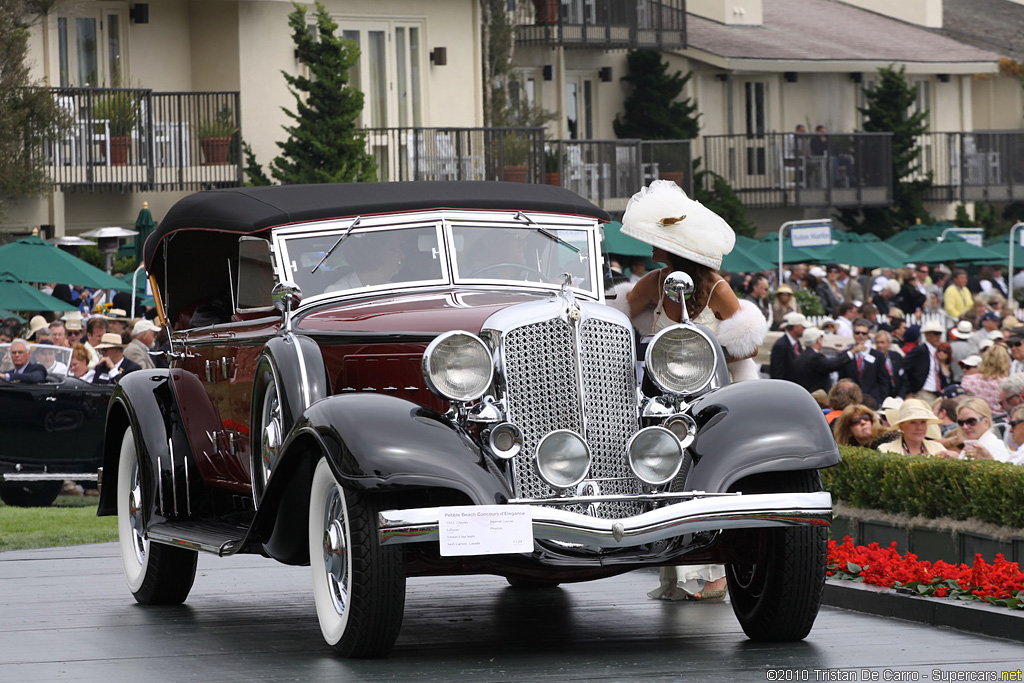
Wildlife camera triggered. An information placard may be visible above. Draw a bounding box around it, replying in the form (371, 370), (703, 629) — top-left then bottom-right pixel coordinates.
(790, 223), (833, 249)
(438, 506), (533, 556)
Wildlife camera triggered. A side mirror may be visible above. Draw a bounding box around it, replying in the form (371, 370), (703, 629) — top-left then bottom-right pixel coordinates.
(663, 271), (694, 304)
(272, 281), (302, 331)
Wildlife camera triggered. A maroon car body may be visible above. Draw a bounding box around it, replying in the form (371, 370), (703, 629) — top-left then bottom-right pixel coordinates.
(97, 182), (838, 658)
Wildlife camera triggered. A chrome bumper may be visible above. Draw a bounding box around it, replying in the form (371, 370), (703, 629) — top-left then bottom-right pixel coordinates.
(378, 491), (832, 550)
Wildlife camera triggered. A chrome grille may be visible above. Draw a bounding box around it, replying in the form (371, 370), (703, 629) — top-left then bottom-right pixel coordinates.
(502, 313), (641, 519)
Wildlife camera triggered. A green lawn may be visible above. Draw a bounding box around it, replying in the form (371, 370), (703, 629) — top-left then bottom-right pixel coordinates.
(0, 494), (117, 551)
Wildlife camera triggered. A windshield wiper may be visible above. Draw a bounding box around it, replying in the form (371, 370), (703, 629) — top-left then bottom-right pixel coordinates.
(311, 216), (362, 274)
(513, 211), (580, 254)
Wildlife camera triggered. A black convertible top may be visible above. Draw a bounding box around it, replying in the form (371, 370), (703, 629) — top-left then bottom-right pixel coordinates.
(145, 182), (611, 269)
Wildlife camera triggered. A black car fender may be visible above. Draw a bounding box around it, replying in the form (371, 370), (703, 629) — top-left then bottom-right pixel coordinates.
(683, 379), (840, 493)
(250, 392), (511, 565)
(97, 369), (190, 518)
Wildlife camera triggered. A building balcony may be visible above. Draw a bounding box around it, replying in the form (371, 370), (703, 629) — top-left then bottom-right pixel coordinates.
(700, 132), (895, 210)
(513, 0), (687, 50)
(43, 88), (243, 192)
(364, 127), (692, 215)
(915, 131), (1024, 204)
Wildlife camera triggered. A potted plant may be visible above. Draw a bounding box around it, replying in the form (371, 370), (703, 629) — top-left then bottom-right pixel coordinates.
(501, 132), (533, 183)
(93, 91), (141, 165)
(544, 146), (562, 186)
(196, 107), (239, 165)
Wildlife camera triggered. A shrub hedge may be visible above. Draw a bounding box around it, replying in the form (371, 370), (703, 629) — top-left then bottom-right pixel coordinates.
(822, 445), (1024, 529)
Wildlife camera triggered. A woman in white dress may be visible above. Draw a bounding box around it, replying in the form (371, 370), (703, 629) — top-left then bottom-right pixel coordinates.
(620, 180), (768, 601)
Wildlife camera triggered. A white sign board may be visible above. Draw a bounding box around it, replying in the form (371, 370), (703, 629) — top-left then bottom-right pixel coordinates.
(790, 223), (833, 249)
(438, 506), (533, 556)
(959, 232), (984, 248)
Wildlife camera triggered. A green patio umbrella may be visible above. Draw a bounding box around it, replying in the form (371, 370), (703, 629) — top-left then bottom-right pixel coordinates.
(133, 202), (157, 263)
(0, 309), (26, 323)
(721, 242), (775, 273)
(904, 233), (1004, 264)
(0, 235), (131, 292)
(601, 221), (651, 257)
(0, 273), (79, 312)
(828, 232), (910, 269)
(116, 271), (155, 308)
(884, 223), (950, 251)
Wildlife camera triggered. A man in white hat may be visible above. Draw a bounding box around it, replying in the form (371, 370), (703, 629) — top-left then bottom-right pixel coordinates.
(91, 332), (142, 385)
(25, 315), (49, 341)
(792, 327), (866, 394)
(124, 319), (161, 370)
(769, 312), (806, 382)
(948, 319), (975, 382)
(904, 319), (945, 402)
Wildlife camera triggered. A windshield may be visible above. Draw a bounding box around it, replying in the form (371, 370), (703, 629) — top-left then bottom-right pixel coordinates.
(279, 225), (446, 298)
(451, 224), (593, 292)
(274, 217), (599, 301)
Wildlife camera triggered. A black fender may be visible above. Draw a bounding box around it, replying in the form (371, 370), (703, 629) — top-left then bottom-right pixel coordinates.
(683, 379), (840, 493)
(97, 369), (191, 519)
(252, 334), (330, 432)
(251, 392), (511, 565)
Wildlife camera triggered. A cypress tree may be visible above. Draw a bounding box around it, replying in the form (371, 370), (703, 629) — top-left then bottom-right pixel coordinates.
(270, 2), (376, 184)
(839, 65), (932, 238)
(613, 50), (699, 140)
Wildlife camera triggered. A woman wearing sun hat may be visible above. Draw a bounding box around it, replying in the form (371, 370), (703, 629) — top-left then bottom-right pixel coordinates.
(877, 399), (953, 456)
(622, 180), (768, 603)
(623, 180), (766, 384)
(770, 283), (801, 331)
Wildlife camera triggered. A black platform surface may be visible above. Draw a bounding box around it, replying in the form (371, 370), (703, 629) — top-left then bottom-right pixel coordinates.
(1, 543), (1021, 682)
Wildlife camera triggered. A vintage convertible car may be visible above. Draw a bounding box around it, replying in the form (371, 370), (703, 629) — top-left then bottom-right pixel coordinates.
(0, 343), (110, 506)
(97, 182), (838, 657)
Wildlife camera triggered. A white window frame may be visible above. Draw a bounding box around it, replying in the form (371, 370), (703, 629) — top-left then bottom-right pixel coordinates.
(56, 4), (129, 87)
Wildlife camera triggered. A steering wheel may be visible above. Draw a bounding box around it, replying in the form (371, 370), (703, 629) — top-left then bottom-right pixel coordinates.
(470, 263), (547, 282)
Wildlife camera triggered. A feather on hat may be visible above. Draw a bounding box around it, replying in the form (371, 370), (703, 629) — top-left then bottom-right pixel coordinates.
(620, 180), (736, 269)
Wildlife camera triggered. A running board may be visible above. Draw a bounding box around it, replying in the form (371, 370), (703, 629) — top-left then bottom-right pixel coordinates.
(146, 520), (255, 556)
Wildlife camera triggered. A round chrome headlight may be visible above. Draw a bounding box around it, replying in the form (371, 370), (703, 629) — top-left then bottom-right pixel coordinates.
(535, 430), (591, 489)
(422, 331), (493, 402)
(627, 426), (684, 485)
(645, 324), (717, 395)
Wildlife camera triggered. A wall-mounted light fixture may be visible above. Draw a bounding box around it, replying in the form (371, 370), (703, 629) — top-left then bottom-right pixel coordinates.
(542, 65), (553, 81)
(849, 72), (863, 83)
(598, 66), (613, 82)
(784, 71), (798, 83)
(937, 73), (951, 82)
(130, 3), (149, 24)
(430, 47), (447, 66)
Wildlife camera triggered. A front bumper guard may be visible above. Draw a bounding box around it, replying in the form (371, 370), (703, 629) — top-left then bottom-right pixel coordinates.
(379, 491), (832, 550)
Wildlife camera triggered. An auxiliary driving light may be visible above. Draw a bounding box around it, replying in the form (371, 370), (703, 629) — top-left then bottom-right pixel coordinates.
(488, 422), (523, 459)
(535, 429), (591, 489)
(627, 426), (684, 485)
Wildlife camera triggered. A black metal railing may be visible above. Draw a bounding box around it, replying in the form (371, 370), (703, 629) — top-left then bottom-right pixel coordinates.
(514, 0), (686, 49)
(43, 87), (243, 191)
(545, 139), (692, 214)
(916, 131), (1024, 204)
(700, 132), (893, 209)
(362, 126), (547, 184)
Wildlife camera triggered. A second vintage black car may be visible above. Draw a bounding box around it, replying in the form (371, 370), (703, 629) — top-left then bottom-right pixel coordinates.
(97, 182), (838, 657)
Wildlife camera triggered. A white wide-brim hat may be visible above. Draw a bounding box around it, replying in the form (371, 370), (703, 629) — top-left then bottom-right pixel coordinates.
(620, 180), (736, 270)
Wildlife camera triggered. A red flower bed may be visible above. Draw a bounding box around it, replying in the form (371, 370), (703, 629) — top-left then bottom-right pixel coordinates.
(827, 536), (1024, 609)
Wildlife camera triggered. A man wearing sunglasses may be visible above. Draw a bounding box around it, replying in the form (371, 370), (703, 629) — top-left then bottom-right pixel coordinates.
(1005, 405), (1024, 465)
(838, 319), (891, 404)
(1007, 330), (1024, 376)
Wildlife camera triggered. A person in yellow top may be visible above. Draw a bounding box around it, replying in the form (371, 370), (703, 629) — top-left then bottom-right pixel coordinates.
(943, 269), (974, 319)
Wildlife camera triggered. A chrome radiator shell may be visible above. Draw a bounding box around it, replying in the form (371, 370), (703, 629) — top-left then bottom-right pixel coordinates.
(485, 298), (642, 519)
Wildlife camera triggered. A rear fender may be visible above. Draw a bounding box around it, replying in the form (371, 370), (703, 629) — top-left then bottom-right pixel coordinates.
(683, 379), (840, 493)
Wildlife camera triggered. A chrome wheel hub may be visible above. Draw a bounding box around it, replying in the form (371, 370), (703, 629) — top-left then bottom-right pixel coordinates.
(259, 382), (282, 490)
(321, 490), (348, 614)
(128, 462), (147, 564)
